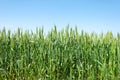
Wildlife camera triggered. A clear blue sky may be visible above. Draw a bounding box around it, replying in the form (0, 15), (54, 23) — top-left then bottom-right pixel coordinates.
(0, 0), (120, 34)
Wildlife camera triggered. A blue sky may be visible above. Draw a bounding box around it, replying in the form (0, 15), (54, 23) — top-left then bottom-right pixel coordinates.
(0, 0), (120, 34)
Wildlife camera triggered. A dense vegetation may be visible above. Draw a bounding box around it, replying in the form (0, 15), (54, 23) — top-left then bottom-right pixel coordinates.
(0, 26), (120, 80)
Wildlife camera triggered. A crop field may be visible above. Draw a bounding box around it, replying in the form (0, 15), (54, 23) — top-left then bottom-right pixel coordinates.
(0, 26), (120, 80)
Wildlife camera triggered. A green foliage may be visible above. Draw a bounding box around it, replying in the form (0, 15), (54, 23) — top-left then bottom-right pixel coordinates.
(0, 27), (120, 80)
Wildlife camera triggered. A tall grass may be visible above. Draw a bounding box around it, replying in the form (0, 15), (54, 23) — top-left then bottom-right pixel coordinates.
(0, 26), (120, 80)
